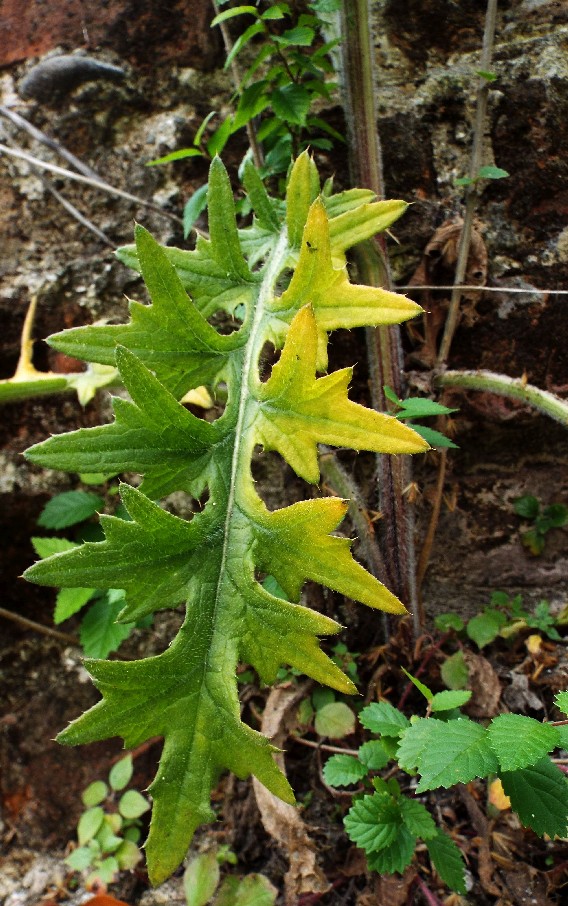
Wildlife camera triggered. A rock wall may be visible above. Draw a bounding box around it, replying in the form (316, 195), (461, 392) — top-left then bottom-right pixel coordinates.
(1, 0), (567, 626)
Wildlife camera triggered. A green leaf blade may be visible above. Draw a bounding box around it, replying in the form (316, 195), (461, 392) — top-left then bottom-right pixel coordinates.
(397, 718), (499, 791)
(359, 701), (410, 737)
(488, 714), (560, 771)
(500, 758), (568, 837)
(426, 831), (467, 894)
(323, 754), (367, 787)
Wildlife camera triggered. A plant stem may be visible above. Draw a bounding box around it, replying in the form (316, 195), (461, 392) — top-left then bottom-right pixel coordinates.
(292, 737), (357, 756)
(418, 0), (499, 611)
(339, 0), (418, 625)
(437, 0), (499, 364)
(416, 450), (447, 603)
(0, 606), (78, 645)
(211, 0), (264, 169)
(319, 447), (386, 581)
(436, 370), (568, 427)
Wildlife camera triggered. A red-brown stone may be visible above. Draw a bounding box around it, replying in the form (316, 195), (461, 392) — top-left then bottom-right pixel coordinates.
(0, 0), (218, 69)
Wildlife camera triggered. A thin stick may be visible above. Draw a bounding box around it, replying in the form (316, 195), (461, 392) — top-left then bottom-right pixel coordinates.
(0, 104), (100, 179)
(437, 0), (499, 364)
(414, 875), (444, 906)
(400, 284), (568, 295)
(38, 172), (115, 246)
(0, 143), (183, 225)
(416, 0), (499, 611)
(292, 737), (357, 756)
(0, 606), (78, 645)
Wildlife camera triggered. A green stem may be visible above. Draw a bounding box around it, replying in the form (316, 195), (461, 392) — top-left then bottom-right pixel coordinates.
(436, 370), (568, 427)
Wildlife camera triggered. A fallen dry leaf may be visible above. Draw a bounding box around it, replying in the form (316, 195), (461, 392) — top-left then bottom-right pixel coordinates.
(488, 778), (511, 812)
(253, 685), (330, 906)
(463, 652), (501, 718)
(408, 218), (487, 365)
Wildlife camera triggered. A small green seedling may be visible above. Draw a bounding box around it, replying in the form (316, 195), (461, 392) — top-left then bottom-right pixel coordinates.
(514, 494), (568, 556)
(384, 386), (458, 449)
(324, 680), (568, 894)
(66, 755), (150, 890)
(183, 845), (276, 906)
(455, 165), (509, 188)
(148, 0), (343, 235)
(436, 590), (564, 653)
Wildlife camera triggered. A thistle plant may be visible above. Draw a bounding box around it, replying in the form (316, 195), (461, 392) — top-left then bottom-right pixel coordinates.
(24, 153), (427, 884)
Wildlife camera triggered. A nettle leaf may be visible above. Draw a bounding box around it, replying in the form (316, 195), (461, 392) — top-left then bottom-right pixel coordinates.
(400, 798), (437, 840)
(500, 758), (568, 837)
(555, 690), (568, 716)
(323, 754), (367, 787)
(344, 792), (402, 854)
(360, 701), (410, 737)
(397, 718), (498, 791)
(358, 739), (391, 770)
(426, 831), (467, 894)
(37, 490), (103, 530)
(25, 153), (426, 886)
(488, 714), (560, 771)
(366, 824), (416, 875)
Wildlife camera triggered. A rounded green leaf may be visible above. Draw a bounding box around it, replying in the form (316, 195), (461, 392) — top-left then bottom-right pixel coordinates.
(183, 851), (220, 906)
(467, 609), (505, 648)
(323, 754), (367, 787)
(124, 825), (141, 843)
(65, 846), (94, 872)
(116, 838), (143, 870)
(430, 690), (472, 713)
(514, 495), (539, 519)
(109, 754), (134, 791)
(119, 789), (150, 820)
(344, 793), (402, 854)
(81, 780), (108, 808)
(314, 702), (355, 739)
(87, 856), (119, 887)
(78, 806), (105, 845)
(435, 613), (465, 633)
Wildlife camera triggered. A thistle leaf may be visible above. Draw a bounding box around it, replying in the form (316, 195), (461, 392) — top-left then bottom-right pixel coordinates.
(48, 224), (247, 398)
(256, 306), (428, 482)
(25, 155), (426, 885)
